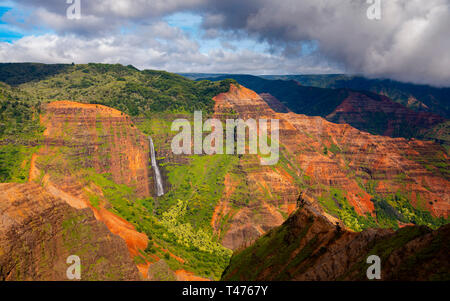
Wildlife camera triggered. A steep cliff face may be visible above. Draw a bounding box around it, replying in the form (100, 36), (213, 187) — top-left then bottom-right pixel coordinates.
(3, 83), (447, 280)
(326, 91), (445, 138)
(20, 100), (231, 280)
(0, 183), (140, 280)
(281, 113), (449, 216)
(222, 202), (450, 281)
(212, 85), (300, 249)
(212, 84), (449, 249)
(37, 101), (152, 197)
(259, 93), (291, 113)
(28, 101), (154, 276)
(203, 75), (448, 140)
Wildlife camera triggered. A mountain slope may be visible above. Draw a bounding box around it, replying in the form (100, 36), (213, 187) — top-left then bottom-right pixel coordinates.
(222, 202), (450, 281)
(0, 63), (238, 280)
(211, 84), (449, 244)
(262, 74), (450, 119)
(199, 75), (447, 141)
(0, 182), (140, 280)
(13, 63), (234, 115)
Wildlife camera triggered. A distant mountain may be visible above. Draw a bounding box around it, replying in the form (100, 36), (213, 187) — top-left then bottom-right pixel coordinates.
(198, 74), (351, 116)
(199, 74), (447, 141)
(178, 73), (229, 80)
(261, 74), (450, 119)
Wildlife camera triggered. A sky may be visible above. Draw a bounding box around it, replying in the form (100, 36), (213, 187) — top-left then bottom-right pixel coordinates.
(0, 0), (449, 87)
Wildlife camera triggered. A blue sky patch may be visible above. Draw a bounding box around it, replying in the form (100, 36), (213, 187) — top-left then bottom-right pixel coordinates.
(0, 6), (23, 42)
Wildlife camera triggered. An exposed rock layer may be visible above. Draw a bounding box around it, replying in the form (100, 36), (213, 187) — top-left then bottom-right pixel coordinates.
(222, 202), (450, 281)
(327, 91), (445, 138)
(212, 85), (449, 249)
(0, 183), (140, 280)
(30, 101), (152, 277)
(39, 101), (152, 198)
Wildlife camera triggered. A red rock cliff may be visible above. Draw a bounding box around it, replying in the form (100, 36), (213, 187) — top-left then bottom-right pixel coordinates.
(212, 84), (449, 249)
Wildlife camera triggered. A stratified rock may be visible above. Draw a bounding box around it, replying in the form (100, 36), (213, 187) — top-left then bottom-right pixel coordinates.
(259, 93), (291, 113)
(222, 203), (450, 281)
(37, 101), (152, 198)
(0, 183), (140, 281)
(326, 91), (445, 138)
(212, 84), (449, 249)
(29, 101), (152, 276)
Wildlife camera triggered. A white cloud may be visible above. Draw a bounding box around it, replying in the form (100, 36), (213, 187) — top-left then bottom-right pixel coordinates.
(2, 0), (450, 86)
(199, 0), (450, 86)
(0, 24), (340, 75)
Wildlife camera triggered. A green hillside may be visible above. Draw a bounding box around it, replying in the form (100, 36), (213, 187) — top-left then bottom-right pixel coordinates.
(3, 63), (233, 115)
(0, 63), (238, 279)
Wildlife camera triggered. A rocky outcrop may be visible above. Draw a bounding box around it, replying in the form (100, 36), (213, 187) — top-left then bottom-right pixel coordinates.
(212, 85), (300, 249)
(204, 75), (447, 140)
(38, 101), (152, 197)
(29, 101), (153, 277)
(146, 260), (176, 281)
(212, 84), (449, 249)
(0, 183), (140, 281)
(222, 202), (450, 281)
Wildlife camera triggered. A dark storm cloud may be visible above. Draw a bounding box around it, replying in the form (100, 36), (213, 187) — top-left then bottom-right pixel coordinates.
(198, 0), (450, 86)
(3, 0), (450, 86)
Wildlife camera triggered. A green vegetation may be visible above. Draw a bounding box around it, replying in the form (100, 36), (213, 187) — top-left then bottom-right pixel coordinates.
(161, 199), (229, 256)
(0, 65), (238, 279)
(318, 187), (376, 231)
(418, 121), (450, 153)
(0, 82), (44, 182)
(0, 144), (39, 182)
(18, 63), (235, 115)
(82, 167), (232, 279)
(329, 143), (341, 154)
(0, 63), (70, 86)
(1, 63), (448, 280)
(156, 154), (238, 228)
(318, 186), (448, 231)
(371, 192), (449, 230)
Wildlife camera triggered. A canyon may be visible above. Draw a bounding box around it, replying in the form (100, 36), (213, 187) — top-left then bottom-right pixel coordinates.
(211, 85), (449, 251)
(0, 64), (448, 280)
(202, 75), (447, 141)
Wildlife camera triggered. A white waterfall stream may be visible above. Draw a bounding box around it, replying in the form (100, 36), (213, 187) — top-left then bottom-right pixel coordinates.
(149, 137), (164, 196)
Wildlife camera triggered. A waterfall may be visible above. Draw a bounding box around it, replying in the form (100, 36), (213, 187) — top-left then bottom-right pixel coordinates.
(149, 137), (164, 196)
